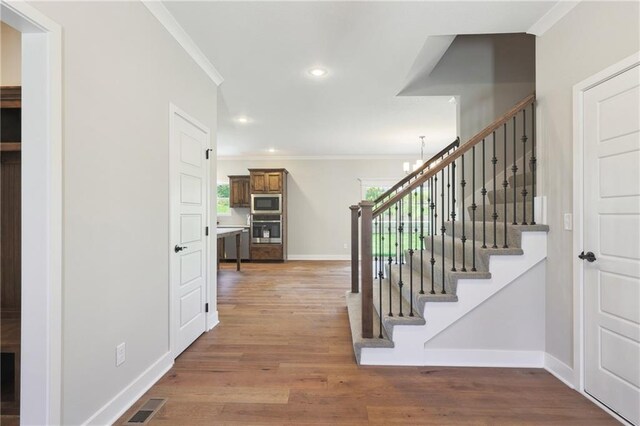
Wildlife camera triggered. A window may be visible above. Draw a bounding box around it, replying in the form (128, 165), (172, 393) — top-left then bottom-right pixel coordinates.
(359, 178), (431, 258)
(217, 182), (230, 215)
(359, 178), (396, 201)
(364, 186), (387, 202)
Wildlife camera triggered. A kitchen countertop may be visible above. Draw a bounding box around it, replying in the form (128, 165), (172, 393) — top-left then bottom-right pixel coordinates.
(217, 224), (250, 229)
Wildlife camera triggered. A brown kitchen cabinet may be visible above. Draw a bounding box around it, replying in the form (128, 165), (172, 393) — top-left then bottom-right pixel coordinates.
(250, 170), (284, 193)
(249, 168), (288, 261)
(250, 244), (283, 261)
(229, 175), (250, 208)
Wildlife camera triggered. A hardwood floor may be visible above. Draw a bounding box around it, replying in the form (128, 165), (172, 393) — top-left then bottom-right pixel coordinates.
(117, 261), (614, 425)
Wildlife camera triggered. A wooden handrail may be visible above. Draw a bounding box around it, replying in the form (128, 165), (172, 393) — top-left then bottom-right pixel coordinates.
(373, 93), (536, 218)
(374, 137), (460, 204)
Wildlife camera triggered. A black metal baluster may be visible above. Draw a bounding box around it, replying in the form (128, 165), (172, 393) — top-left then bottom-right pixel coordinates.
(408, 191), (414, 316)
(395, 204), (399, 264)
(512, 116), (518, 225)
(420, 183), (425, 294)
(531, 102), (537, 225)
(521, 109), (528, 225)
(471, 146), (477, 272)
(378, 216), (383, 338)
(492, 131), (498, 249)
(374, 216), (379, 283)
(398, 200), (404, 317)
(481, 139), (487, 249)
(503, 123), (508, 248)
(430, 176), (436, 294)
(461, 154), (467, 272)
(440, 168), (446, 294)
(447, 169), (451, 224)
(388, 208), (393, 317)
(451, 162), (457, 272)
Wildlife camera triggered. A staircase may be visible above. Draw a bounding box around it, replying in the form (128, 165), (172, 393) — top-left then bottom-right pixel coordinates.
(347, 93), (548, 366)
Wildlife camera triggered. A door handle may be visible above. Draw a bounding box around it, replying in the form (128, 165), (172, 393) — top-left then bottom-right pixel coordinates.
(174, 245), (187, 253)
(578, 251), (596, 262)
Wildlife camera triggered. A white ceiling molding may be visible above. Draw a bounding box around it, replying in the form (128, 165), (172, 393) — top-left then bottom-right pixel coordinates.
(218, 154), (412, 161)
(527, 1), (581, 36)
(141, 1), (224, 86)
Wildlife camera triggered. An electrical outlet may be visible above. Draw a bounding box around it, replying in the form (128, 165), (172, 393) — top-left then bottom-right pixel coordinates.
(116, 342), (126, 367)
(343, 243), (348, 249)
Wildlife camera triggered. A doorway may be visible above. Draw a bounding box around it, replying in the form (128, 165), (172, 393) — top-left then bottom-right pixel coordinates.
(575, 54), (639, 425)
(1, 23), (22, 419)
(0, 3), (63, 424)
(169, 104), (211, 358)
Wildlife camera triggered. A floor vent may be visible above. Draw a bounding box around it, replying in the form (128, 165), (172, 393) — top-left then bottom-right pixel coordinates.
(123, 398), (167, 425)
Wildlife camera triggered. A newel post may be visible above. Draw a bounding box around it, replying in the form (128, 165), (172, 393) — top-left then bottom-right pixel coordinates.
(349, 205), (360, 294)
(359, 200), (374, 338)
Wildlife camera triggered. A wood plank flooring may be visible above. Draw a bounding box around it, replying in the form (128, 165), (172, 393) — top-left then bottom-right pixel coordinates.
(117, 261), (615, 425)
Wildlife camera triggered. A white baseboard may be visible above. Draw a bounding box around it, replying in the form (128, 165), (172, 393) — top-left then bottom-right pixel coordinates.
(207, 310), (220, 331)
(288, 254), (350, 261)
(83, 351), (173, 426)
(422, 349), (544, 368)
(544, 352), (575, 389)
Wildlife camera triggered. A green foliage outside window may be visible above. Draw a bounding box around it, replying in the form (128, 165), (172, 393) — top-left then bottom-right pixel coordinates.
(217, 183), (230, 215)
(365, 186), (386, 202)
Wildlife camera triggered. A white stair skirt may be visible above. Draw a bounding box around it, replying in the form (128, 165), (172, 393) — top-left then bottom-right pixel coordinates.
(360, 231), (547, 366)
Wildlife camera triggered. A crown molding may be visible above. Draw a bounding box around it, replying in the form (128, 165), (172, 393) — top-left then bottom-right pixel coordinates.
(218, 154), (413, 161)
(141, 1), (223, 86)
(527, 1), (581, 37)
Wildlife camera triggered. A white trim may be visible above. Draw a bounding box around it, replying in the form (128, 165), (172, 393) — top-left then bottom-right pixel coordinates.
(572, 51), (640, 409)
(169, 103), (213, 357)
(288, 254), (351, 261)
(218, 154), (410, 161)
(141, 1), (223, 86)
(544, 353), (575, 389)
(0, 1), (63, 424)
(207, 310), (220, 332)
(527, 1), (580, 36)
(83, 352), (173, 426)
(421, 350), (544, 368)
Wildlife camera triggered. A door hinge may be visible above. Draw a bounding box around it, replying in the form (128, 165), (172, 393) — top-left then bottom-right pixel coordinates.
(205, 148), (213, 159)
(205, 226), (209, 236)
(205, 303), (209, 313)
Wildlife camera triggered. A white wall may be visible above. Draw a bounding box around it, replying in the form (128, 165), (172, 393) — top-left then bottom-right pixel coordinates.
(218, 158), (406, 258)
(401, 34), (536, 209)
(425, 261), (545, 352)
(400, 33), (535, 144)
(1, 21), (21, 85)
(536, 1), (639, 368)
(28, 2), (218, 424)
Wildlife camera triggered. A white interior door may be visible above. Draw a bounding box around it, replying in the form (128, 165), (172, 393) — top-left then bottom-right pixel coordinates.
(170, 106), (209, 358)
(583, 64), (640, 425)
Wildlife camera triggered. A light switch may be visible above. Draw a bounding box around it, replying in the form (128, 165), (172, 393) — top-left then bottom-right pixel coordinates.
(564, 213), (573, 231)
(116, 342), (126, 366)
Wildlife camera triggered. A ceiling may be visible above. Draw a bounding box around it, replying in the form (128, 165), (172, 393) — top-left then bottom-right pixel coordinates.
(164, 1), (556, 158)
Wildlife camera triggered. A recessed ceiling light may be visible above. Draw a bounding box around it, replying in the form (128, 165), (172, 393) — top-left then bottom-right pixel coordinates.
(236, 116), (249, 124)
(268, 148), (276, 153)
(308, 67), (328, 77)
